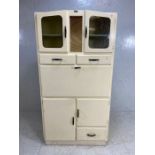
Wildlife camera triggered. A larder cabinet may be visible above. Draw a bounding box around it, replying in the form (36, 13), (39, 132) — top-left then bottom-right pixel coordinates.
(35, 10), (117, 145)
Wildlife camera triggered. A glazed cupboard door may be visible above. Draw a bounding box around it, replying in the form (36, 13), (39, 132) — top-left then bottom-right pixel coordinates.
(84, 11), (117, 53)
(42, 98), (76, 141)
(35, 11), (69, 52)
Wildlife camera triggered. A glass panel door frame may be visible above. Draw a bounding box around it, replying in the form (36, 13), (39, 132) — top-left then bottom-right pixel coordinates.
(35, 11), (69, 53)
(84, 11), (117, 53)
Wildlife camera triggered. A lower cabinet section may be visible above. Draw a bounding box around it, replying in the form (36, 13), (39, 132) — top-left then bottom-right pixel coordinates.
(77, 127), (108, 141)
(42, 98), (109, 143)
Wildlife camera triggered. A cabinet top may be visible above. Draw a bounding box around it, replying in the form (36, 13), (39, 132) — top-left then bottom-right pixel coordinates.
(34, 10), (117, 16)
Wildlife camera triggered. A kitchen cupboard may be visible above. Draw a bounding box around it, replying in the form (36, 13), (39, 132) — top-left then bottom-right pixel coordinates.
(35, 10), (117, 145)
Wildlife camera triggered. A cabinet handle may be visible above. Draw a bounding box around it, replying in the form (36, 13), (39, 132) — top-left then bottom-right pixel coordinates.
(77, 109), (80, 118)
(64, 26), (67, 38)
(87, 133), (96, 137)
(74, 66), (81, 69)
(85, 27), (87, 38)
(89, 58), (99, 62)
(52, 58), (63, 61)
(72, 117), (74, 125)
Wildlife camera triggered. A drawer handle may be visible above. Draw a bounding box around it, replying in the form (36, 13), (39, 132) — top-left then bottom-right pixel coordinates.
(89, 58), (99, 62)
(72, 117), (74, 125)
(64, 26), (67, 38)
(74, 66), (81, 69)
(52, 58), (63, 61)
(85, 27), (87, 38)
(87, 133), (96, 137)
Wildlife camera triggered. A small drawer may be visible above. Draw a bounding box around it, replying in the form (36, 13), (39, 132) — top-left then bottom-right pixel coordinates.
(77, 55), (112, 65)
(39, 54), (76, 65)
(77, 127), (108, 141)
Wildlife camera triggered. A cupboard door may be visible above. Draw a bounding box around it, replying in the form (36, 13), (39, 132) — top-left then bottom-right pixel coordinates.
(77, 98), (110, 126)
(42, 98), (75, 141)
(35, 11), (69, 52)
(40, 65), (112, 97)
(84, 11), (117, 53)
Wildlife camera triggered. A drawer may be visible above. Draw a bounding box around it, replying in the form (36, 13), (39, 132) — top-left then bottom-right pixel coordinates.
(39, 54), (76, 65)
(77, 127), (108, 141)
(77, 55), (112, 65)
(77, 98), (110, 126)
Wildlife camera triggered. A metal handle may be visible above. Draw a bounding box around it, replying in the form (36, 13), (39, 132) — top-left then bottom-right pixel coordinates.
(72, 117), (74, 125)
(64, 26), (67, 38)
(74, 66), (81, 69)
(87, 133), (96, 137)
(89, 58), (99, 62)
(52, 58), (63, 61)
(77, 109), (80, 118)
(85, 27), (87, 38)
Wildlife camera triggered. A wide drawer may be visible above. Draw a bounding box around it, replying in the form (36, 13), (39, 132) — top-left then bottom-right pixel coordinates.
(77, 127), (108, 141)
(39, 54), (76, 65)
(77, 55), (112, 65)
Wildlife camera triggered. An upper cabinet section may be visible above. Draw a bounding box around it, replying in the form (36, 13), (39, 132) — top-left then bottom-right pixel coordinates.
(84, 11), (117, 53)
(35, 10), (117, 53)
(35, 11), (69, 53)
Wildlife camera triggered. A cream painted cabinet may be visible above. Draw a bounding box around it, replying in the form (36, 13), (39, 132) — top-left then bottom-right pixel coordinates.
(35, 10), (117, 145)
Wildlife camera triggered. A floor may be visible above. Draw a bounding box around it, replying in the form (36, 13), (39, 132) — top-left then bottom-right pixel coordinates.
(19, 111), (135, 155)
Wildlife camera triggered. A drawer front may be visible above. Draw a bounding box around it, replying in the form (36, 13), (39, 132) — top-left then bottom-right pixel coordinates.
(40, 65), (112, 97)
(77, 127), (108, 141)
(77, 55), (112, 65)
(77, 98), (110, 126)
(39, 54), (76, 65)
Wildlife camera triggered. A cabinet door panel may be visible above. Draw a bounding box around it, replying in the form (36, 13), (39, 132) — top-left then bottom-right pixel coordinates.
(40, 65), (112, 97)
(42, 98), (75, 141)
(84, 11), (117, 53)
(77, 98), (110, 126)
(35, 11), (69, 52)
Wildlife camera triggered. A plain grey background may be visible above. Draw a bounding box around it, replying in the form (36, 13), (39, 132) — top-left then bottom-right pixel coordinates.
(19, 0), (135, 112)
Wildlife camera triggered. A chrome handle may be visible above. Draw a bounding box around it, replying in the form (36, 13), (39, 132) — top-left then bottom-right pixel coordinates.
(72, 117), (74, 125)
(85, 27), (87, 38)
(87, 133), (96, 137)
(52, 58), (63, 61)
(89, 58), (99, 62)
(64, 26), (67, 38)
(74, 66), (81, 69)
